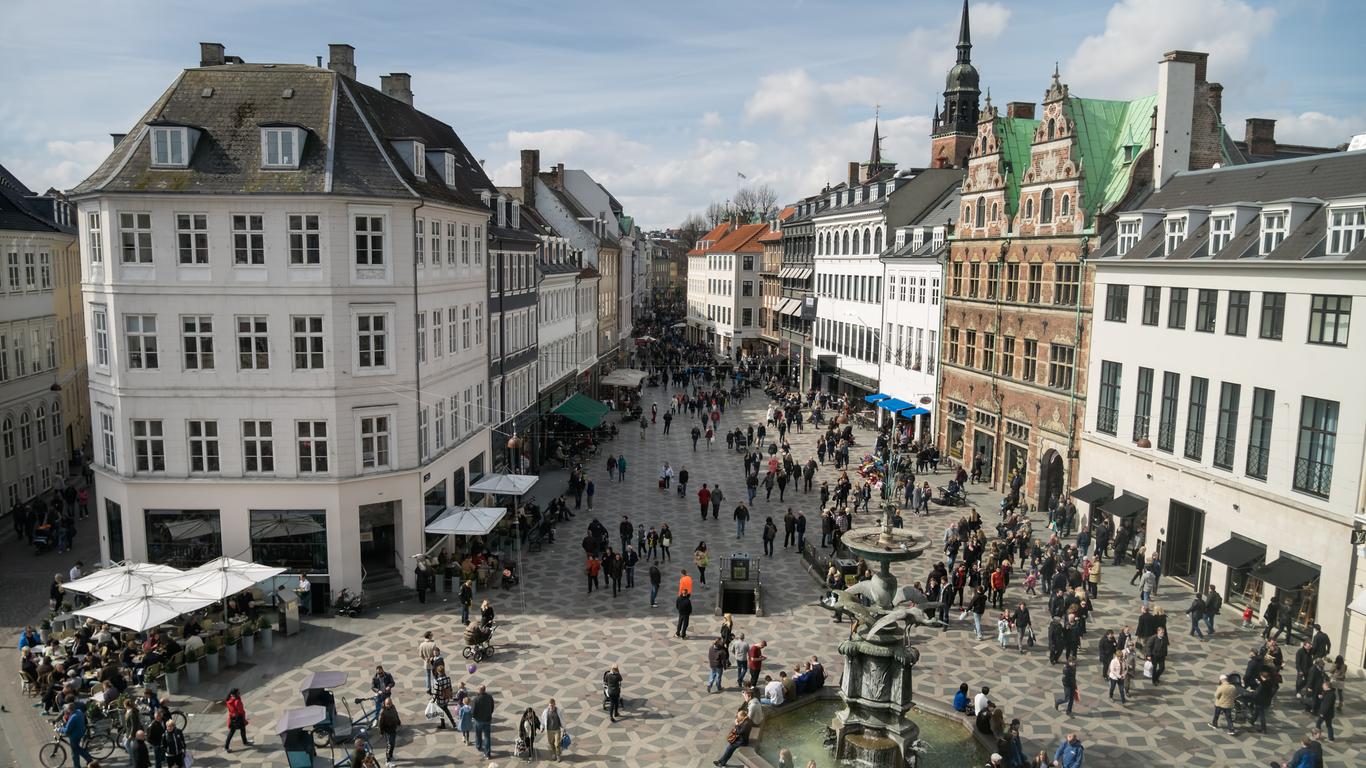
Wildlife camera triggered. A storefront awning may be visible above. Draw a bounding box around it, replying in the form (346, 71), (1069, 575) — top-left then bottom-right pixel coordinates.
(864, 394), (890, 404)
(1254, 556), (1320, 591)
(899, 406), (931, 417)
(781, 299), (803, 316)
(1070, 480), (1113, 505)
(553, 393), (610, 429)
(796, 268), (813, 280)
(1102, 493), (1148, 520)
(779, 267), (797, 279)
(1203, 537), (1267, 569)
(877, 398), (911, 412)
(601, 368), (647, 387)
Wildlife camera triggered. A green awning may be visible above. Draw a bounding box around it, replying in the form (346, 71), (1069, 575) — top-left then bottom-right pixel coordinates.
(553, 393), (610, 429)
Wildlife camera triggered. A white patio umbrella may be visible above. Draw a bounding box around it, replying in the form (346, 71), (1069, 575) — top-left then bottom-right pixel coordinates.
(63, 562), (184, 600)
(468, 474), (539, 497)
(157, 557), (286, 600)
(74, 589), (218, 633)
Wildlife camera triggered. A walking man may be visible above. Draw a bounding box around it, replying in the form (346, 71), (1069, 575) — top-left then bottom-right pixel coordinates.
(1056, 657), (1077, 716)
(676, 590), (693, 639)
(470, 684), (495, 759)
(542, 698), (566, 762)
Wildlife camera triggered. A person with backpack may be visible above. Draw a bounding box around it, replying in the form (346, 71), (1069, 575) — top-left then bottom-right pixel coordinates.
(378, 696), (402, 765)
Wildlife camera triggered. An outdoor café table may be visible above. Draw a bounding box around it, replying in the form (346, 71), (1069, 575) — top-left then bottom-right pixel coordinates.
(228, 615), (250, 626)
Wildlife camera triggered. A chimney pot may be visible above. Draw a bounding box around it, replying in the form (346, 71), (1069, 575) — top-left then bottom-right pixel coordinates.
(380, 72), (413, 106)
(848, 161), (859, 187)
(520, 149), (540, 210)
(1005, 102), (1035, 120)
(326, 43), (356, 80)
(199, 42), (225, 68)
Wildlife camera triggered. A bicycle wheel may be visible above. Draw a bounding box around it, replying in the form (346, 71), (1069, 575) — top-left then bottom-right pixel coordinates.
(87, 731), (118, 759)
(172, 710), (189, 730)
(37, 741), (67, 768)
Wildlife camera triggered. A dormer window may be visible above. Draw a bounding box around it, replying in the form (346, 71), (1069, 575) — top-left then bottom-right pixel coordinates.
(931, 228), (944, 250)
(150, 126), (190, 168)
(512, 200), (521, 229)
(411, 142), (425, 179)
(1164, 217), (1187, 256)
(444, 154), (456, 186)
(1117, 219), (1141, 256)
(1327, 206), (1366, 256)
(260, 127), (303, 169)
(1208, 214), (1234, 255)
(1259, 211), (1287, 255)
(912, 229), (925, 250)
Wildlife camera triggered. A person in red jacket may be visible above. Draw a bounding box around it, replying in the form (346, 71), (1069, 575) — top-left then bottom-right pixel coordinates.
(698, 484), (712, 521)
(224, 688), (251, 751)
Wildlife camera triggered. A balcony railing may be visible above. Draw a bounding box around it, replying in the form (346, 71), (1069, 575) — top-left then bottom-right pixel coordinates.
(1184, 430), (1204, 460)
(1212, 437), (1237, 470)
(1097, 406), (1119, 436)
(1156, 421), (1176, 453)
(1132, 414), (1150, 442)
(1245, 445), (1270, 480)
(1293, 457), (1333, 498)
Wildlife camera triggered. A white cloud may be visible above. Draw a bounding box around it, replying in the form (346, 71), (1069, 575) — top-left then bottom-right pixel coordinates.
(700, 111), (723, 129)
(1066, 0), (1276, 99)
(6, 139), (112, 193)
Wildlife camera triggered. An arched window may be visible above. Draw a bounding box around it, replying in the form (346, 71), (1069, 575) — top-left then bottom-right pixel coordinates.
(18, 411), (32, 450)
(965, 203), (973, 224)
(842, 231), (850, 254)
(1025, 198), (1034, 220)
(1, 416), (12, 458)
(1047, 118), (1056, 139)
(975, 199), (986, 228)
(1060, 194), (1071, 218)
(49, 400), (60, 437)
(1041, 189), (1054, 224)
(874, 228), (883, 253)
(36, 405), (46, 443)
(852, 230), (861, 255)
(991, 203), (999, 221)
(862, 229), (871, 254)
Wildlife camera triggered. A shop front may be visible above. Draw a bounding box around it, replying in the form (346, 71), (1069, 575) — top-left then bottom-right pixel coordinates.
(1203, 535), (1267, 613)
(1254, 554), (1321, 637)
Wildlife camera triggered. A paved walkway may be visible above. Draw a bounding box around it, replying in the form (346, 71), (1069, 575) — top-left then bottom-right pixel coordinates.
(3, 389), (1361, 767)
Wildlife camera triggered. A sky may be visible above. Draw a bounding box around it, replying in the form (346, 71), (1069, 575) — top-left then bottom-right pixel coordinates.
(1, 0), (1363, 230)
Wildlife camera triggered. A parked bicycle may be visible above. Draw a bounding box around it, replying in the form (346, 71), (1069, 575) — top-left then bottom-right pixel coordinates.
(38, 718), (118, 768)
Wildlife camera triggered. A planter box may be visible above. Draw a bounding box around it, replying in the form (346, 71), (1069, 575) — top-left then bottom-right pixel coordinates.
(204, 651), (220, 676)
(164, 669), (182, 695)
(260, 628), (274, 650)
(240, 633), (255, 658)
(184, 659), (201, 686)
(224, 642), (239, 667)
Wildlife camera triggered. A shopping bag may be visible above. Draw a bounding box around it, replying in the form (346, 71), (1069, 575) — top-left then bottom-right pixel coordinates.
(424, 699), (441, 720)
(560, 731), (572, 750)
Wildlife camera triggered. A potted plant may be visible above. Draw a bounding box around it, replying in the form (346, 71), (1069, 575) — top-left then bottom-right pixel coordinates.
(257, 615), (274, 650)
(223, 627), (240, 667)
(163, 652), (184, 694)
(203, 638), (221, 676)
(239, 621), (255, 658)
(184, 648), (203, 686)
(142, 662), (164, 693)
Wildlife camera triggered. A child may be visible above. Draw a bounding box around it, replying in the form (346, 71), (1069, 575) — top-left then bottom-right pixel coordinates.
(1241, 605), (1254, 629)
(997, 612), (1013, 649)
(457, 700), (474, 745)
(1024, 566), (1040, 596)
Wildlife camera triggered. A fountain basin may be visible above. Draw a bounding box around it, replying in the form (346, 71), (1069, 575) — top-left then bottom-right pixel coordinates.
(751, 693), (987, 768)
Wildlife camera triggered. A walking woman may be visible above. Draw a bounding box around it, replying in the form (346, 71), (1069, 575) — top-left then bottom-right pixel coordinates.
(660, 524), (674, 562)
(224, 688), (251, 751)
(694, 542), (710, 585)
(606, 453), (617, 481)
(431, 662), (456, 729)
(518, 707), (542, 760)
(378, 696), (401, 765)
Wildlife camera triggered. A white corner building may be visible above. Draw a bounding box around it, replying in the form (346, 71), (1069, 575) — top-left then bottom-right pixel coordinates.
(1080, 150), (1366, 668)
(69, 43), (498, 600)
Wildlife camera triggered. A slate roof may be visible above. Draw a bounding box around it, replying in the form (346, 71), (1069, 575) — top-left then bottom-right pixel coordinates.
(888, 187), (960, 259)
(72, 64), (491, 211)
(0, 163), (67, 233)
(1097, 150), (1366, 263)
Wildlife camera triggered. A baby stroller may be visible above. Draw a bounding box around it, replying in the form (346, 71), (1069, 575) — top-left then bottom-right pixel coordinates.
(1225, 673), (1258, 726)
(501, 562), (520, 589)
(31, 522), (57, 554)
(936, 484), (967, 506)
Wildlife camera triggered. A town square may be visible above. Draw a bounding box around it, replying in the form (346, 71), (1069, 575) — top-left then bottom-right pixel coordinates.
(1, 2), (1364, 767)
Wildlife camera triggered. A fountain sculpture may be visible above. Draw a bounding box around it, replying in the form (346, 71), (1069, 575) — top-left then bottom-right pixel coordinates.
(820, 498), (945, 767)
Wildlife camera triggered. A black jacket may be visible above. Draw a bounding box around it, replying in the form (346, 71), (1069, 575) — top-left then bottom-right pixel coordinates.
(1062, 664), (1077, 690)
(132, 741), (151, 768)
(1149, 634), (1169, 661)
(676, 594), (692, 616)
(1317, 688), (1337, 719)
(470, 692), (495, 722)
(603, 670), (623, 696)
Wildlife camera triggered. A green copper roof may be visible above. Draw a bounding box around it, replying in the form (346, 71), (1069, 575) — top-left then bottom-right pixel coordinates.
(996, 116), (1039, 217)
(1066, 94), (1156, 221)
(618, 214), (634, 234)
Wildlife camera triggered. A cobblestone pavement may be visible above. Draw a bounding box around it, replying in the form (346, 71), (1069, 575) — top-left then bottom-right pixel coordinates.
(4, 387), (1361, 767)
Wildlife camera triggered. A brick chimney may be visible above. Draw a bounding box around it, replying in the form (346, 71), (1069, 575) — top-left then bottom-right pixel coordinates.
(380, 73), (412, 106)
(327, 44), (356, 80)
(546, 163), (565, 191)
(1005, 102), (1035, 120)
(199, 42), (225, 67)
(1245, 118), (1277, 156)
(1207, 82), (1223, 118)
(520, 149), (540, 210)
(848, 161), (859, 187)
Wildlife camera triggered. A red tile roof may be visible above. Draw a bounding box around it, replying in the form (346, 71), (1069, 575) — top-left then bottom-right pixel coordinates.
(711, 223), (768, 253)
(757, 206), (795, 243)
(687, 223), (732, 255)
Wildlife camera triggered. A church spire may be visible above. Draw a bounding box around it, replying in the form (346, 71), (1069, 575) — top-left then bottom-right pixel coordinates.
(869, 106), (883, 167)
(956, 0), (972, 64)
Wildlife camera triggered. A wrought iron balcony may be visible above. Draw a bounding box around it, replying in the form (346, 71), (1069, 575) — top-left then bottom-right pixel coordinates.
(1293, 456), (1333, 498)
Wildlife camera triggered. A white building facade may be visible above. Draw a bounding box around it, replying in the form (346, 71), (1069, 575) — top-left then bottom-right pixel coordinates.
(70, 45), (495, 598)
(1079, 151), (1366, 668)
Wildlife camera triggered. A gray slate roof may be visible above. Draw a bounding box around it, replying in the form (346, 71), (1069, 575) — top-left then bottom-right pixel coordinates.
(0, 162), (67, 233)
(72, 64), (491, 211)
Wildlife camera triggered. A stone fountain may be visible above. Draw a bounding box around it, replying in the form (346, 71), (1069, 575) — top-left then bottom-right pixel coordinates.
(820, 499), (942, 767)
